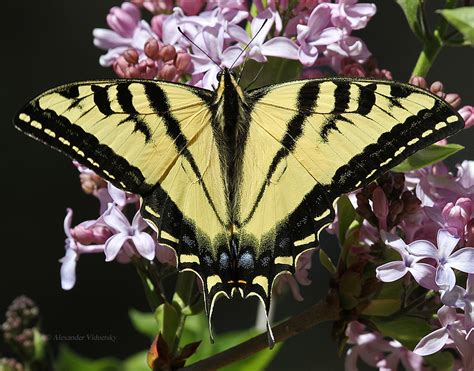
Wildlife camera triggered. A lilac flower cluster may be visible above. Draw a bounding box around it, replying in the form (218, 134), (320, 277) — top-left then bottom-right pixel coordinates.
(59, 163), (175, 290)
(339, 168), (474, 369)
(332, 80), (474, 369)
(62, 1), (474, 368)
(345, 321), (423, 370)
(93, 0), (376, 88)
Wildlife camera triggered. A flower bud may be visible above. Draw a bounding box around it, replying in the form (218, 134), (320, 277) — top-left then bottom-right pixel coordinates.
(401, 191), (421, 214)
(459, 106), (474, 129)
(430, 81), (445, 98)
(466, 219), (474, 247)
(159, 45), (177, 62)
(106, 3), (140, 38)
(445, 93), (461, 109)
(372, 186), (388, 230)
(79, 172), (106, 194)
(158, 64), (177, 81)
(175, 52), (192, 73)
(370, 68), (392, 80)
(442, 198), (472, 235)
(138, 59), (159, 79)
(342, 63), (366, 77)
(177, 0), (205, 15)
(71, 225), (113, 245)
(124, 48), (139, 64)
(144, 38), (160, 60)
(409, 76), (427, 89)
(388, 199), (403, 223)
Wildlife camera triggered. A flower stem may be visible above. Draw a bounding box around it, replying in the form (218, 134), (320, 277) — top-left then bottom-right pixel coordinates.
(179, 297), (340, 370)
(170, 271), (197, 355)
(411, 34), (443, 77)
(134, 259), (166, 310)
(411, 0), (458, 77)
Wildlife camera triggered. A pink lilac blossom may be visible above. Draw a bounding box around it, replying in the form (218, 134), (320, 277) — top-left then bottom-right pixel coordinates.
(94, 3), (158, 67)
(459, 106), (474, 129)
(228, 9), (298, 64)
(407, 229), (474, 291)
(372, 186), (388, 231)
(345, 321), (423, 371)
(442, 274), (474, 330)
(103, 206), (156, 261)
(95, 1), (377, 86)
(414, 306), (474, 370)
(329, 0), (376, 31)
(273, 250), (314, 301)
(439, 198), (473, 239)
(375, 232), (438, 290)
(296, 4), (342, 66)
(189, 25), (243, 88)
(60, 209), (107, 290)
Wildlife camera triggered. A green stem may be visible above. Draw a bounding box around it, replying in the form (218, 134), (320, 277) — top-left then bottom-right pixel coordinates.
(180, 297), (340, 370)
(170, 271), (197, 355)
(411, 0), (458, 77)
(411, 31), (443, 77)
(134, 259), (166, 310)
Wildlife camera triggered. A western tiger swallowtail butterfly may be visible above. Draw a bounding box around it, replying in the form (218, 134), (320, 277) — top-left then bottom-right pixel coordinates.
(14, 69), (464, 343)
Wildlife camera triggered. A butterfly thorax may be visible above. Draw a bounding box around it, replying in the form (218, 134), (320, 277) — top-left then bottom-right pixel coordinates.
(212, 69), (250, 229)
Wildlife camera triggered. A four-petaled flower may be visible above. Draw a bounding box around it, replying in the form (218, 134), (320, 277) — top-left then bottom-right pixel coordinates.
(442, 274), (474, 330)
(103, 206), (156, 261)
(414, 306), (474, 369)
(408, 229), (474, 291)
(228, 9), (298, 63)
(376, 232), (438, 290)
(296, 4), (342, 66)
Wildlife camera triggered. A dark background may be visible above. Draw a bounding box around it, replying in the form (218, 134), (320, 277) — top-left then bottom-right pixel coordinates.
(1, 1), (473, 370)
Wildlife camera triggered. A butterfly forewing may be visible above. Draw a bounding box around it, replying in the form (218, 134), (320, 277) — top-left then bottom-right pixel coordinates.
(14, 79), (231, 316)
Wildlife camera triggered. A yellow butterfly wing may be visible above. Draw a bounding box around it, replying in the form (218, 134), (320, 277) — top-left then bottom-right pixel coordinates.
(14, 80), (230, 314)
(236, 78), (464, 308)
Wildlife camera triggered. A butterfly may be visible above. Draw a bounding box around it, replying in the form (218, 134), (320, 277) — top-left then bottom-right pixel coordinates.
(14, 69), (464, 343)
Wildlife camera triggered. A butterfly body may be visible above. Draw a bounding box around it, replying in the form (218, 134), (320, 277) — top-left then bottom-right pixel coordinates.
(15, 70), (464, 342)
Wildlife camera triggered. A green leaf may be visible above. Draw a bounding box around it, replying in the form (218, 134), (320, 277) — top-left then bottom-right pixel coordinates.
(121, 351), (150, 371)
(372, 316), (432, 350)
(362, 299), (401, 316)
(56, 346), (120, 371)
(424, 351), (455, 371)
(129, 309), (159, 339)
(439, 7), (474, 45)
(33, 327), (46, 361)
(155, 303), (181, 347)
(392, 144), (463, 172)
(336, 195), (357, 245)
(339, 271), (362, 310)
(181, 316), (282, 368)
(238, 57), (302, 89)
(319, 248), (337, 274)
(396, 0), (425, 40)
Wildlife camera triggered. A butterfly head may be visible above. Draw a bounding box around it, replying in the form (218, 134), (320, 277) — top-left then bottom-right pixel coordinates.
(215, 68), (244, 100)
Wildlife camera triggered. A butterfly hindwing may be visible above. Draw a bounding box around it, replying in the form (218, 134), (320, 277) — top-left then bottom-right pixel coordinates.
(14, 79), (231, 317)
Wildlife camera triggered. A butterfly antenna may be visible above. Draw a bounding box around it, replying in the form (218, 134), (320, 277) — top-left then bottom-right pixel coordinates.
(230, 18), (269, 70)
(236, 54), (250, 84)
(178, 27), (222, 71)
(244, 64), (265, 90)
